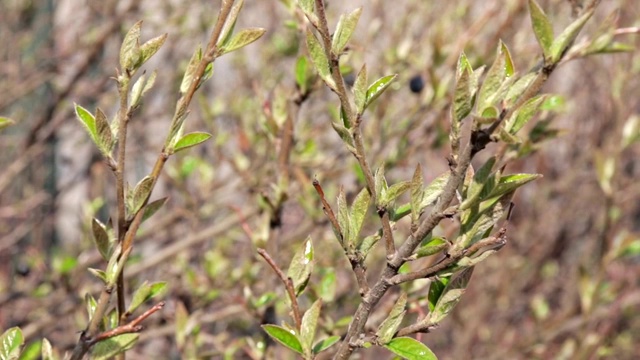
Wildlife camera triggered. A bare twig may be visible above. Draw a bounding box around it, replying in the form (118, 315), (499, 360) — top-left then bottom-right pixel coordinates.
(257, 248), (303, 331)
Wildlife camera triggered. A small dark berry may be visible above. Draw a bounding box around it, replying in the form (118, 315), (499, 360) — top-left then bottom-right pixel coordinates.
(409, 74), (424, 94)
(344, 72), (355, 87)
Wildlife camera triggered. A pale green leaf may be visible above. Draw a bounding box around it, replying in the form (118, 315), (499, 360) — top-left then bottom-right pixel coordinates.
(217, 0), (244, 46)
(295, 56), (309, 93)
(142, 197), (169, 223)
(420, 172), (449, 209)
(550, 7), (595, 63)
(131, 176), (154, 217)
(74, 104), (97, 144)
(429, 267), (474, 324)
(528, 0), (554, 61)
(306, 29), (335, 88)
(300, 299), (322, 354)
(336, 188), (350, 246)
(312, 336), (340, 354)
(219, 28), (266, 55)
(410, 163), (424, 224)
(505, 72), (537, 106)
(92, 218), (110, 260)
(331, 7), (362, 54)
(128, 281), (167, 314)
(287, 237), (314, 295)
(415, 237), (448, 258)
(119, 21), (142, 71)
(350, 187), (371, 243)
(40, 338), (54, 360)
(506, 95), (546, 134)
(95, 108), (112, 155)
(0, 117), (15, 131)
(180, 45), (203, 94)
(91, 333), (139, 360)
(453, 53), (473, 123)
(353, 64), (368, 114)
(139, 33), (168, 65)
(477, 41), (510, 112)
(376, 293), (407, 344)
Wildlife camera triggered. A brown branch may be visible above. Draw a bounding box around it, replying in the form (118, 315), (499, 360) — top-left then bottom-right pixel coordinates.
(89, 301), (165, 346)
(312, 179), (344, 247)
(257, 248), (303, 331)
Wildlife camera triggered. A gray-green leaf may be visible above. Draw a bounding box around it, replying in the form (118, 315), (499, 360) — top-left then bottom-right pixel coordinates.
(528, 0), (554, 61)
(331, 7), (362, 55)
(219, 28), (266, 55)
(287, 237), (314, 296)
(376, 293), (407, 344)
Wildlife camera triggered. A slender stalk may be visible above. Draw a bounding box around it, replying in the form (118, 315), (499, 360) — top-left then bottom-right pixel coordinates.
(257, 248), (303, 330)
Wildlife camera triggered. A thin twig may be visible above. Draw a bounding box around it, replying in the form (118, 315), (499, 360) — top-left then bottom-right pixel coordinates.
(88, 302), (166, 346)
(257, 248), (303, 331)
(312, 178), (343, 247)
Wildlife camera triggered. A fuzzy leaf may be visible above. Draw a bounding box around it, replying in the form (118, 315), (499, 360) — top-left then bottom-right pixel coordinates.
(453, 54), (473, 123)
(353, 64), (368, 114)
(0, 327), (23, 360)
(460, 156), (496, 210)
(410, 163), (424, 224)
(142, 197), (169, 223)
(507, 95), (546, 134)
(528, 0), (554, 61)
(505, 72), (536, 106)
(262, 325), (304, 354)
(487, 173), (542, 199)
(365, 74), (397, 109)
(128, 281), (167, 314)
(477, 41), (511, 112)
(350, 187), (371, 243)
(331, 7), (362, 54)
(40, 338), (54, 360)
(218, 0), (244, 46)
(139, 33), (168, 65)
(300, 299), (322, 355)
(429, 267), (474, 325)
(306, 29), (335, 88)
(119, 21), (142, 71)
(313, 336), (340, 354)
(173, 132), (212, 154)
(416, 237), (448, 258)
(550, 7), (595, 63)
(130, 70), (157, 108)
(376, 293), (407, 344)
(219, 28), (266, 55)
(92, 218), (110, 260)
(374, 165), (388, 202)
(87, 268), (108, 284)
(384, 337), (438, 360)
(95, 108), (112, 155)
(383, 181), (411, 208)
(91, 333), (139, 360)
(131, 176), (154, 217)
(421, 172), (449, 209)
(287, 237), (314, 296)
(180, 46), (203, 94)
(336, 188), (350, 245)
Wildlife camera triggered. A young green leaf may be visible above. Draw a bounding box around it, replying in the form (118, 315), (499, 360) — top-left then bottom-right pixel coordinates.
(336, 188), (351, 246)
(119, 21), (142, 72)
(376, 293), (407, 344)
(477, 41), (510, 112)
(318, 268), (336, 302)
(410, 163), (424, 224)
(131, 176), (155, 218)
(365, 74), (397, 109)
(74, 103), (97, 144)
(453, 54), (473, 123)
(262, 325), (304, 355)
(87, 268), (108, 284)
(550, 7), (595, 63)
(421, 172), (449, 209)
(91, 333), (139, 360)
(217, 0), (244, 47)
(528, 0), (554, 61)
(428, 267), (474, 325)
(172, 132), (212, 154)
(287, 237), (314, 296)
(487, 173), (542, 200)
(505, 72), (537, 106)
(374, 165), (388, 202)
(306, 29), (336, 89)
(331, 7), (363, 55)
(295, 56), (309, 93)
(142, 197), (169, 223)
(415, 237), (449, 258)
(139, 33), (168, 65)
(460, 156), (496, 210)
(219, 28), (266, 55)
(130, 70), (157, 109)
(300, 299), (322, 355)
(506, 94), (546, 134)
(353, 64), (368, 114)
(0, 117), (15, 131)
(350, 187), (371, 243)
(85, 293), (98, 320)
(384, 337), (438, 360)
(92, 218), (110, 260)
(180, 45), (203, 94)
(95, 107), (113, 155)
(128, 281), (167, 314)
(0, 327), (23, 360)
(312, 336), (340, 354)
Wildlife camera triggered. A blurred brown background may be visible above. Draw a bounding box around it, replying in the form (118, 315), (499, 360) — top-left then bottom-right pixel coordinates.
(1, 0), (639, 358)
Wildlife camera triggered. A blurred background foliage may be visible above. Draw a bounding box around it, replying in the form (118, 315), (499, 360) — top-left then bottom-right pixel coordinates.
(1, 0), (639, 358)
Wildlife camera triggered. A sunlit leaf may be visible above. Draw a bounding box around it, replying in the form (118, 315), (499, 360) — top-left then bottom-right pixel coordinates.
(421, 172), (449, 209)
(353, 64), (368, 114)
(0, 117), (15, 131)
(217, 0), (244, 46)
(312, 336), (340, 354)
(376, 293), (407, 344)
(351, 187), (371, 243)
(172, 132), (212, 154)
(0, 327), (24, 360)
(300, 299), (322, 354)
(119, 21), (142, 72)
(365, 74), (397, 109)
(91, 333), (139, 360)
(287, 237), (314, 295)
(550, 7), (595, 63)
(429, 267), (474, 324)
(74, 104), (97, 144)
(139, 33), (168, 65)
(384, 337), (438, 360)
(306, 29), (335, 88)
(331, 7), (362, 54)
(261, 325), (304, 354)
(219, 28), (266, 55)
(92, 218), (110, 260)
(506, 95), (546, 134)
(142, 197), (169, 223)
(128, 281), (167, 314)
(410, 163), (424, 224)
(528, 0), (554, 61)
(415, 237), (448, 258)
